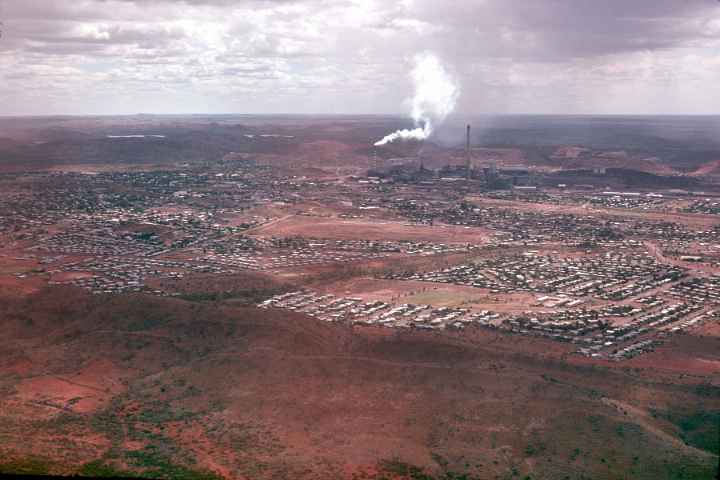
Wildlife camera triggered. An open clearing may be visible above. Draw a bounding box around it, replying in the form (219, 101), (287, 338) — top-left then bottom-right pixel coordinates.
(250, 215), (493, 243)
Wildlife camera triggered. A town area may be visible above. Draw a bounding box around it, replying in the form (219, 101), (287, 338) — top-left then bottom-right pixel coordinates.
(2, 139), (720, 363)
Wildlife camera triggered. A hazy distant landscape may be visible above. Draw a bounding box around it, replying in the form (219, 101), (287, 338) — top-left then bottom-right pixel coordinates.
(3, 114), (720, 175)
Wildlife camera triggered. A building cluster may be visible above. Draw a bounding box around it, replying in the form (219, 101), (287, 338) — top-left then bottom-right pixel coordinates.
(259, 290), (500, 330)
(515, 299), (709, 360)
(668, 275), (720, 303)
(395, 202), (629, 243)
(683, 199), (720, 215)
(386, 252), (684, 300)
(34, 229), (164, 257)
(581, 193), (667, 210)
(48, 257), (233, 294)
(382, 191), (720, 250)
(483, 191), (668, 211)
(259, 287), (714, 361)
(198, 236), (476, 271)
(200, 249), (386, 271)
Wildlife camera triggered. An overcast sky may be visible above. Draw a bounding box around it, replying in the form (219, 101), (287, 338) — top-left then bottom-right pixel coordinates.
(2, 0), (720, 115)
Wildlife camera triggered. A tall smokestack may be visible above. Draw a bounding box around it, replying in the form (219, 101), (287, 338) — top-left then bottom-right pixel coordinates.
(466, 124), (471, 179)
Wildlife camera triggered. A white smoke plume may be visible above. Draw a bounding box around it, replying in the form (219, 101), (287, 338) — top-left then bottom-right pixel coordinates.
(374, 52), (459, 146)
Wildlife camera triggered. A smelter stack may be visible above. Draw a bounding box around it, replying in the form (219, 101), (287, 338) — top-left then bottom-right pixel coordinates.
(466, 124), (471, 179)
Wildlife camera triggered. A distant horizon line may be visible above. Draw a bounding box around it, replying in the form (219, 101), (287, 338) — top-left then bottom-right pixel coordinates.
(2, 112), (720, 119)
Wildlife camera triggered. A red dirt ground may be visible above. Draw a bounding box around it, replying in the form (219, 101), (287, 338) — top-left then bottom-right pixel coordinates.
(0, 287), (717, 479)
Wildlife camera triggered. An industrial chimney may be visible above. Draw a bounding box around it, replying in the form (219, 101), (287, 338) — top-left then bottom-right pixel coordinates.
(466, 124), (471, 179)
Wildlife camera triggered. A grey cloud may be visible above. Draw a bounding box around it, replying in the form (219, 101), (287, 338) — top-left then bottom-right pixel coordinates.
(409, 0), (720, 61)
(2, 0), (720, 115)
